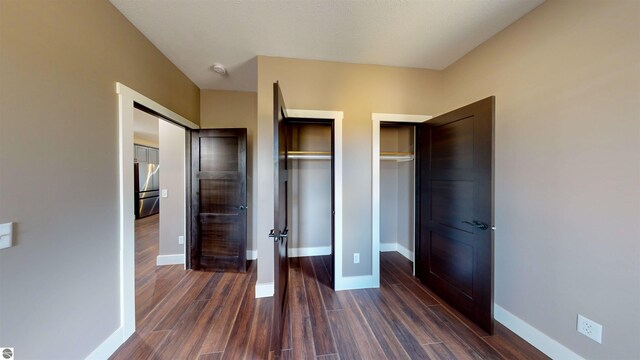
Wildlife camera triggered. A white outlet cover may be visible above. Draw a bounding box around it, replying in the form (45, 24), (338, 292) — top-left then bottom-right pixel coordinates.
(178, 235), (184, 245)
(353, 253), (360, 264)
(577, 314), (603, 344)
(161, 189), (168, 198)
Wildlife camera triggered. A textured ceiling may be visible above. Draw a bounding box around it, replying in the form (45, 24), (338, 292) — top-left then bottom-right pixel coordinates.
(111, 0), (544, 91)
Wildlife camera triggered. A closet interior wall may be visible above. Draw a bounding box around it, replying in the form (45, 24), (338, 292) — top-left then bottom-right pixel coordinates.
(380, 125), (415, 260)
(288, 123), (332, 254)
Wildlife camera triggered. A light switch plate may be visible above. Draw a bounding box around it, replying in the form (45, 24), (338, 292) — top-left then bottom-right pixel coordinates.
(161, 189), (168, 198)
(0, 222), (14, 250)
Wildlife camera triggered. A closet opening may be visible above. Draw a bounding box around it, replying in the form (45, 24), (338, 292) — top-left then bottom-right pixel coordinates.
(287, 118), (335, 289)
(379, 122), (416, 278)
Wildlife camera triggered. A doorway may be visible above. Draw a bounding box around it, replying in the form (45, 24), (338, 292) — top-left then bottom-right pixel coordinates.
(285, 109), (344, 289)
(378, 122), (417, 276)
(371, 113), (431, 287)
(132, 107), (189, 325)
(117, 83), (198, 338)
(287, 119), (335, 288)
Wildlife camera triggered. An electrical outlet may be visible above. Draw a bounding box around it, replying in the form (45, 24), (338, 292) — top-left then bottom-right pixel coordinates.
(178, 235), (184, 245)
(353, 253), (360, 264)
(577, 314), (602, 343)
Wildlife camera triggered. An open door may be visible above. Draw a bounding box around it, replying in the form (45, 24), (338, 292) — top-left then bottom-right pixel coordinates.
(416, 96), (495, 334)
(272, 82), (290, 355)
(191, 128), (247, 272)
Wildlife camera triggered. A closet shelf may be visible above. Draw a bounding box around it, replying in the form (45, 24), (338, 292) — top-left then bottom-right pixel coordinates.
(380, 152), (414, 162)
(288, 150), (331, 160)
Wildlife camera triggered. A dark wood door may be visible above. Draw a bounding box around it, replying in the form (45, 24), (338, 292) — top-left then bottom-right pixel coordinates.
(416, 96), (495, 334)
(191, 128), (247, 272)
(272, 82), (290, 354)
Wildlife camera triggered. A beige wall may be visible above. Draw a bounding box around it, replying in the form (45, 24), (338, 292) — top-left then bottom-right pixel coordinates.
(200, 90), (257, 252)
(257, 56), (442, 284)
(159, 120), (186, 257)
(0, 1), (199, 358)
(442, 1), (640, 358)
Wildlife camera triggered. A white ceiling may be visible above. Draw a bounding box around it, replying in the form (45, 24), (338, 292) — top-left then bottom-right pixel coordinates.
(133, 108), (159, 144)
(111, 0), (544, 91)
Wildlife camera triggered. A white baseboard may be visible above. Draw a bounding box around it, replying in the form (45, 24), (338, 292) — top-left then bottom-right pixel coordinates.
(255, 282), (274, 298)
(85, 326), (127, 360)
(156, 254), (185, 266)
(380, 242), (414, 262)
(335, 275), (375, 291)
(380, 242), (397, 252)
(494, 304), (584, 360)
(396, 243), (414, 262)
(246, 249), (257, 260)
(288, 246), (331, 258)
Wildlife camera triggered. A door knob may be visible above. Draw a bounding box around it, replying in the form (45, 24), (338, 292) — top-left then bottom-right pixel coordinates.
(462, 220), (489, 230)
(238, 205), (246, 210)
(268, 229), (278, 239)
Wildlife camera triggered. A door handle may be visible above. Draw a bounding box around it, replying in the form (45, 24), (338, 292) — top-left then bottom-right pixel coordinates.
(238, 205), (247, 210)
(462, 220), (489, 230)
(269, 229), (288, 242)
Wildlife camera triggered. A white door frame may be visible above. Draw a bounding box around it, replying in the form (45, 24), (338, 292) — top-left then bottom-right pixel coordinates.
(286, 110), (347, 290)
(371, 113), (431, 287)
(116, 83), (198, 339)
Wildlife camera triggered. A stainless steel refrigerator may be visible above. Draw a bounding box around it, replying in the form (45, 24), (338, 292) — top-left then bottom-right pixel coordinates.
(134, 162), (160, 219)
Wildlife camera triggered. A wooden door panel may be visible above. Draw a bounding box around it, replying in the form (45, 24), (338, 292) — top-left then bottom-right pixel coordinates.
(417, 96), (494, 334)
(200, 178), (240, 214)
(431, 180), (474, 231)
(200, 137), (239, 171)
(429, 231), (474, 297)
(192, 128), (247, 273)
(201, 221), (239, 256)
(431, 118), (474, 169)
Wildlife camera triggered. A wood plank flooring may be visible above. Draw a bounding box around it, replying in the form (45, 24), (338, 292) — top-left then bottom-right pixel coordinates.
(134, 214), (187, 325)
(113, 219), (548, 359)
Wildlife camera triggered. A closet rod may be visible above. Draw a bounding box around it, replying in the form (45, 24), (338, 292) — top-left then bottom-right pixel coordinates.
(380, 151), (414, 162)
(288, 150), (331, 160)
(287, 151), (414, 161)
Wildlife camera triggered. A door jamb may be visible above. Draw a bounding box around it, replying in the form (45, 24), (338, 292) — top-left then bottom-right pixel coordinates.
(371, 113), (431, 288)
(286, 109), (345, 290)
(116, 83), (198, 339)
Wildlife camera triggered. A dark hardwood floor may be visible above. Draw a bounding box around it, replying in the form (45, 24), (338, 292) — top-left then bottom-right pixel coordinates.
(134, 214), (186, 325)
(112, 222), (548, 359)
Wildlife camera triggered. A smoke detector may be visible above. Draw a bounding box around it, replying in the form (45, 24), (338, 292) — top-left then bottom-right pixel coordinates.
(211, 63), (227, 75)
